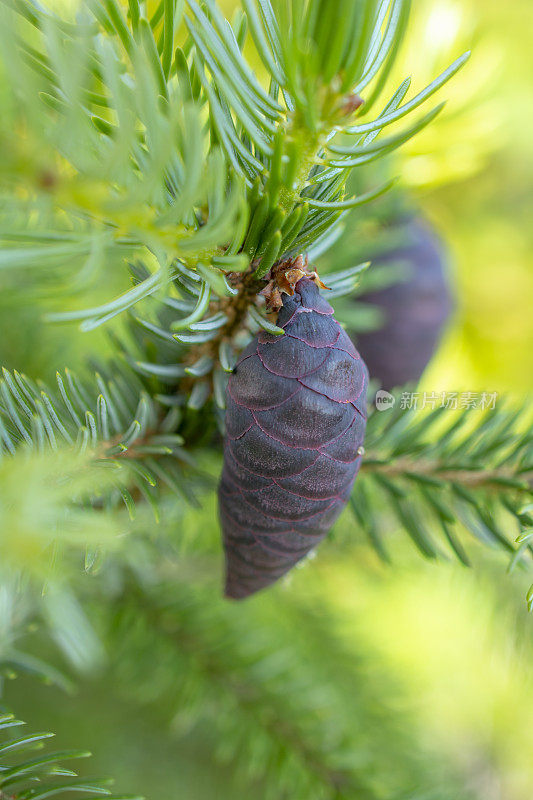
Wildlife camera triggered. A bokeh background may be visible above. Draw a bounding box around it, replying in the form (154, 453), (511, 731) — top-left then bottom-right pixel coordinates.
(1, 1), (532, 798)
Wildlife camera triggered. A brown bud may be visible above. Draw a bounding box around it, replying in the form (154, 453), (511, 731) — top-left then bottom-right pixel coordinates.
(340, 93), (364, 118)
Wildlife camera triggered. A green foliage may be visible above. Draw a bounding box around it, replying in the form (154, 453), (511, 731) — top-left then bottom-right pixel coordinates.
(0, 448), (120, 575)
(354, 401), (533, 567)
(0, 712), (141, 800)
(0, 363), (199, 519)
(97, 575), (477, 800)
(0, 0), (467, 327)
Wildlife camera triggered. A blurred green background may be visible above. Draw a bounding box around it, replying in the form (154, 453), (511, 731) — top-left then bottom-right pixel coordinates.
(1, 1), (532, 798)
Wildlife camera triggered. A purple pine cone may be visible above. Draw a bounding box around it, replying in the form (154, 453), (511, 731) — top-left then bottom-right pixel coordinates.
(219, 278), (368, 600)
(356, 216), (453, 390)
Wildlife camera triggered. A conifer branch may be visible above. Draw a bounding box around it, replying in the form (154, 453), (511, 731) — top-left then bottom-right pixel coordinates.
(0, 0), (468, 339)
(0, 712), (141, 800)
(352, 404), (533, 565)
(362, 456), (532, 491)
(103, 576), (471, 799)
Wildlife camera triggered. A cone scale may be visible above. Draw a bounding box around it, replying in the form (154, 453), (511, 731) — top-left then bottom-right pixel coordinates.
(219, 279), (368, 599)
